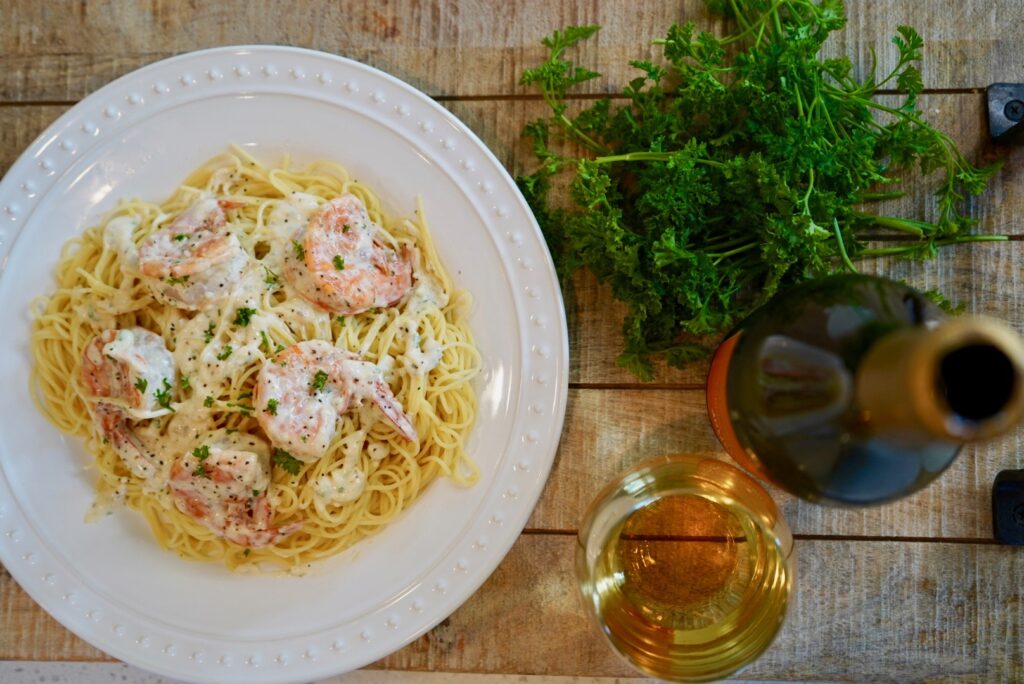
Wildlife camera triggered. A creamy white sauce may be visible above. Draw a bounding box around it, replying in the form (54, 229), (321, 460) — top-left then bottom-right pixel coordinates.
(367, 441), (389, 462)
(403, 332), (442, 376)
(407, 272), (448, 313)
(392, 274), (448, 376)
(266, 193), (322, 239)
(314, 466), (365, 505)
(103, 215), (140, 270)
(313, 429), (369, 506)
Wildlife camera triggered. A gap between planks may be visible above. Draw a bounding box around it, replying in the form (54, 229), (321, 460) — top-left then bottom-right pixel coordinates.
(521, 528), (1000, 544)
(0, 86), (984, 108)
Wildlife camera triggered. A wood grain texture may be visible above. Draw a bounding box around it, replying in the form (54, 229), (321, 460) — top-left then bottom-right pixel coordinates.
(376, 536), (1024, 681)
(2, 1), (1022, 103)
(5, 537), (1022, 681)
(529, 388), (1022, 540)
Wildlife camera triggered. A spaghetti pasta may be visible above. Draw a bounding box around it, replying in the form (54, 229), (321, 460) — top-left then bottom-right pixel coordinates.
(30, 147), (479, 571)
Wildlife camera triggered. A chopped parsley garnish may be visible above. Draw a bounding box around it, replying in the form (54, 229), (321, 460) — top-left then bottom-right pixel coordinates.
(243, 548), (251, 557)
(336, 316), (345, 325)
(203, 322), (216, 343)
(272, 448), (302, 475)
(311, 369), (329, 392)
(291, 239), (305, 260)
(252, 489), (260, 497)
(259, 329), (271, 351)
(154, 378), (175, 412)
(216, 345), (233, 361)
(332, 255), (345, 270)
(275, 343), (286, 354)
(179, 375), (190, 390)
(263, 266), (279, 288)
(173, 233), (189, 242)
(342, 223), (350, 233)
(134, 377), (148, 394)
(203, 395), (214, 408)
(233, 307), (256, 327)
(165, 275), (190, 286)
(192, 445), (210, 461)
(193, 463), (210, 479)
(265, 398), (279, 415)
(238, 391), (253, 399)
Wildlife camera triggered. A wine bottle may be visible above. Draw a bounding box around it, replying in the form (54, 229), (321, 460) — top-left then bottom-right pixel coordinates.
(706, 274), (1024, 505)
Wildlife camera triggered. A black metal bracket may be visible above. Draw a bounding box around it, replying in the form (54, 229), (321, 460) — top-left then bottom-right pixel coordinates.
(993, 468), (1024, 544)
(987, 83), (1024, 144)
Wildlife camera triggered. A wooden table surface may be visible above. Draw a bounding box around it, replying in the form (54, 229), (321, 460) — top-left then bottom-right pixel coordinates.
(2, 1), (1024, 682)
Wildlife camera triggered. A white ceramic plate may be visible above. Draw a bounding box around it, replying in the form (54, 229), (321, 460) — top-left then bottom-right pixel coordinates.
(0, 46), (567, 683)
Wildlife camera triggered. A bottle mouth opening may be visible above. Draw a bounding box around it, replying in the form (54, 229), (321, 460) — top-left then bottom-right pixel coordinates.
(937, 342), (1018, 422)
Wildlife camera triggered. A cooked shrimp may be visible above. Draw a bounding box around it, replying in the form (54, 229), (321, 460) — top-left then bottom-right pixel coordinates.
(139, 197), (248, 310)
(168, 431), (301, 548)
(254, 340), (416, 461)
(80, 328), (177, 479)
(283, 194), (413, 314)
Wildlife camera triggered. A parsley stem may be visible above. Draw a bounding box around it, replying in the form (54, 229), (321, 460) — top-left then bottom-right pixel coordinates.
(557, 112), (606, 154)
(858, 191), (906, 201)
(592, 151), (724, 168)
(832, 219), (859, 273)
(855, 213), (928, 237)
(859, 234), (1008, 257)
(711, 241), (759, 263)
(717, 0), (788, 46)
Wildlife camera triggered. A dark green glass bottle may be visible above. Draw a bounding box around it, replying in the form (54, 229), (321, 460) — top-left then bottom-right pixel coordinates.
(707, 274), (1024, 505)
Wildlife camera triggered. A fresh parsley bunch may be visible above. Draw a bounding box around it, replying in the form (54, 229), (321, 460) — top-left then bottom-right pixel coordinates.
(518, 0), (1003, 380)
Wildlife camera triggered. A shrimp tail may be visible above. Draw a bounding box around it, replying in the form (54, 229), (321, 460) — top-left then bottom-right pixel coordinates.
(227, 495), (303, 548)
(371, 378), (418, 442)
(91, 402), (158, 478)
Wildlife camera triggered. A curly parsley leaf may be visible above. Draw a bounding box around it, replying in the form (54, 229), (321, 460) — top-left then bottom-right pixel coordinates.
(154, 378), (175, 412)
(233, 307), (256, 327)
(517, 2), (1004, 378)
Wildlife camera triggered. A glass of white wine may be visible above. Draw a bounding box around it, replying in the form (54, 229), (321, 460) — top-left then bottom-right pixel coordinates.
(576, 454), (794, 682)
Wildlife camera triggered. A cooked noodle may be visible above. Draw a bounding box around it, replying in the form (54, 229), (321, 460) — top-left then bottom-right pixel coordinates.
(30, 147), (479, 571)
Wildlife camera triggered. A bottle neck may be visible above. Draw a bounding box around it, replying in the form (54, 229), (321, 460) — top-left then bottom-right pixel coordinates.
(855, 316), (1024, 442)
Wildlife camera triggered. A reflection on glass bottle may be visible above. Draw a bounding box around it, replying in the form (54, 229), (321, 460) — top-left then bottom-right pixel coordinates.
(706, 274), (1024, 505)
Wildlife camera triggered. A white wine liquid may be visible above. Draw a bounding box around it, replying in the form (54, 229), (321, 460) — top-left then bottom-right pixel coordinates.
(579, 493), (791, 682)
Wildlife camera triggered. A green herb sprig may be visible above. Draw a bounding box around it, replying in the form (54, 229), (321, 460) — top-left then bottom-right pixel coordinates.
(518, 0), (1004, 379)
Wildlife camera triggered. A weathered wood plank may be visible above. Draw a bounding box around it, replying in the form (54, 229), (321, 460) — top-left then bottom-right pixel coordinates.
(4, 537), (1022, 681)
(529, 387), (1022, 540)
(377, 536), (1024, 680)
(1, 1), (1021, 102)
